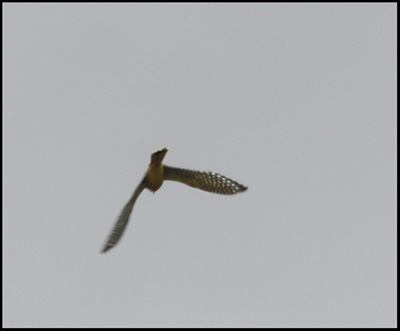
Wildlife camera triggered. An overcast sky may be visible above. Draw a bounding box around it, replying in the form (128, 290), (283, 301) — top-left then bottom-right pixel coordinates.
(3, 3), (396, 327)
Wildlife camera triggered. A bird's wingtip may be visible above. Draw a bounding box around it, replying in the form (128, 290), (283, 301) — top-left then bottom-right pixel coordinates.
(101, 245), (111, 254)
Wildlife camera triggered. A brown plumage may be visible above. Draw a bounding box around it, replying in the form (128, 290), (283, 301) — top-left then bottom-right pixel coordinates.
(101, 147), (247, 253)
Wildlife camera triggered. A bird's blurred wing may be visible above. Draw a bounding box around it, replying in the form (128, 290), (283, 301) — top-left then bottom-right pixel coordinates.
(101, 180), (146, 253)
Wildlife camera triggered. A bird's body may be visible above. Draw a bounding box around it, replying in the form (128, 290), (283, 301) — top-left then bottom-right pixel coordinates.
(145, 161), (165, 192)
(101, 147), (247, 253)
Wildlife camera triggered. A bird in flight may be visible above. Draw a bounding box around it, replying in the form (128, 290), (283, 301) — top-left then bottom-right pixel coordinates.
(101, 147), (247, 253)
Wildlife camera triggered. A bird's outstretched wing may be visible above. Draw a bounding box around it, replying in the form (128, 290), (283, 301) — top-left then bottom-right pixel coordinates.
(163, 165), (247, 195)
(101, 180), (146, 253)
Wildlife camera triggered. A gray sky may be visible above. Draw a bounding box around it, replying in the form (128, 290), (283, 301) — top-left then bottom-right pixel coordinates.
(3, 3), (396, 327)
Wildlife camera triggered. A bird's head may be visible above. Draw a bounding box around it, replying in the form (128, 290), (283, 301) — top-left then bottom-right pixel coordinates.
(151, 147), (169, 164)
